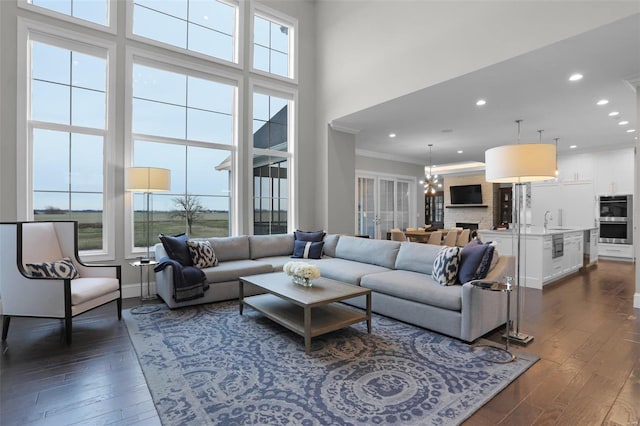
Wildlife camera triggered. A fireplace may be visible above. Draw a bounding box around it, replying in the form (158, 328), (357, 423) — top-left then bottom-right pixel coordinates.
(456, 222), (479, 230)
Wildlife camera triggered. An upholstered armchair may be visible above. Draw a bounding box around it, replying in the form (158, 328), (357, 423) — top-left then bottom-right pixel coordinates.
(0, 221), (121, 344)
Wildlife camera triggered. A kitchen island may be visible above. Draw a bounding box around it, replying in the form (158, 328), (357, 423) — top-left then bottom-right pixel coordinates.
(479, 227), (598, 289)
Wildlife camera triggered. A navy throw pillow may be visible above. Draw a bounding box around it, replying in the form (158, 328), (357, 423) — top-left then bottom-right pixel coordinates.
(458, 239), (489, 283)
(158, 233), (193, 266)
(294, 229), (325, 242)
(473, 245), (496, 280)
(291, 240), (324, 259)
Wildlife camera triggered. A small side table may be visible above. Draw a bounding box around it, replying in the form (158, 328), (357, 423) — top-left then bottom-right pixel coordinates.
(469, 279), (516, 363)
(130, 260), (161, 315)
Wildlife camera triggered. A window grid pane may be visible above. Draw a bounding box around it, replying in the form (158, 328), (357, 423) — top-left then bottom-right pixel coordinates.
(133, 0), (237, 63)
(253, 14), (290, 77)
(31, 0), (108, 26)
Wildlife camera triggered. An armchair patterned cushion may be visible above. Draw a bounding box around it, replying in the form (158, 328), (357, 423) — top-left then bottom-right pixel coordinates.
(0, 221), (122, 344)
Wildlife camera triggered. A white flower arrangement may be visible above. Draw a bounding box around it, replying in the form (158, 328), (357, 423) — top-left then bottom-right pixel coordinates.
(283, 261), (320, 280)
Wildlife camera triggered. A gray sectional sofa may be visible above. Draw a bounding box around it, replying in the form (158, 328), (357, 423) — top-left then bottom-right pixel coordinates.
(153, 234), (515, 342)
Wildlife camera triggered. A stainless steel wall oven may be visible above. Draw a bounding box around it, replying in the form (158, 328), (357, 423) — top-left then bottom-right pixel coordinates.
(599, 195), (632, 244)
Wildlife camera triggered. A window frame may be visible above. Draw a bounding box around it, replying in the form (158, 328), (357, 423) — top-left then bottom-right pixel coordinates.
(124, 47), (243, 258)
(249, 78), (297, 235)
(17, 17), (117, 261)
(17, 0), (117, 34)
(125, 0), (243, 70)
(250, 4), (298, 83)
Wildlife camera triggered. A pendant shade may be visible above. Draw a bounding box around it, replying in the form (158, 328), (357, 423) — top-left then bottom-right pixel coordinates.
(485, 143), (557, 183)
(125, 167), (171, 192)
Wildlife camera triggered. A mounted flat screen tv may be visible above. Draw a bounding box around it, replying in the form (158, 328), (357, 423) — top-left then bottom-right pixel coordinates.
(450, 184), (483, 205)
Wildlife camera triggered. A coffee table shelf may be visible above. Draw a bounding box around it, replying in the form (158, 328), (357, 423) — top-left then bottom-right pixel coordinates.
(244, 293), (369, 338)
(240, 272), (372, 354)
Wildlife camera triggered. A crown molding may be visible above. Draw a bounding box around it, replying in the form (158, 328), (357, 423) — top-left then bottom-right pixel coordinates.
(329, 121), (360, 134)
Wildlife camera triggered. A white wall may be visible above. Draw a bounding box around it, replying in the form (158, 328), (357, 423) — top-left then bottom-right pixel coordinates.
(314, 1), (640, 233)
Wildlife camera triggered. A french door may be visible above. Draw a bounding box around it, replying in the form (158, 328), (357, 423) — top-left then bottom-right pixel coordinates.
(356, 172), (414, 239)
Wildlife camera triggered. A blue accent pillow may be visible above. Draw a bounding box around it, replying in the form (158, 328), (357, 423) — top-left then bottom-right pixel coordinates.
(291, 240), (324, 259)
(159, 233), (193, 266)
(474, 245), (497, 280)
(432, 246), (461, 286)
(458, 239), (490, 283)
(294, 229), (325, 242)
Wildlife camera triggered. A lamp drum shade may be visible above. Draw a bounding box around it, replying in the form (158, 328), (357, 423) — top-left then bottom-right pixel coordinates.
(485, 143), (556, 183)
(125, 167), (171, 192)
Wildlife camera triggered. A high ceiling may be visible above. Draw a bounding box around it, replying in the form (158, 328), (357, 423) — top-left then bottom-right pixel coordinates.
(330, 14), (640, 171)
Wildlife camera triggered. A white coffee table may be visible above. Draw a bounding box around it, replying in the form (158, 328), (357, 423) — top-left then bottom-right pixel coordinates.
(239, 272), (372, 354)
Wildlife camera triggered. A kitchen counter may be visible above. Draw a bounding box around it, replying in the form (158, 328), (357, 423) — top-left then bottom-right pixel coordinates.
(479, 227), (598, 289)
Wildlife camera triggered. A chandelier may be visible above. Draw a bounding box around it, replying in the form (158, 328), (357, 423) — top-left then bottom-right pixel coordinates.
(419, 144), (441, 195)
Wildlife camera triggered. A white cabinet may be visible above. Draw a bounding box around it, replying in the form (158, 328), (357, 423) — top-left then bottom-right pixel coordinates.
(558, 154), (595, 182)
(584, 229), (599, 265)
(595, 148), (635, 196)
(531, 181), (596, 228)
(563, 231), (583, 274)
(598, 243), (634, 259)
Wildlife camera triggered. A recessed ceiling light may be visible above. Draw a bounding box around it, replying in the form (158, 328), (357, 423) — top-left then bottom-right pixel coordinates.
(618, 121), (629, 126)
(627, 129), (636, 133)
(389, 133), (396, 138)
(475, 99), (486, 106)
(596, 99), (609, 106)
(570, 145), (577, 149)
(457, 150), (463, 154)
(608, 111), (620, 117)
(568, 73), (583, 81)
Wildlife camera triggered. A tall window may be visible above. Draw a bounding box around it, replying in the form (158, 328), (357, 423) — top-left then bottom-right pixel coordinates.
(252, 89), (293, 234)
(132, 0), (237, 63)
(130, 58), (236, 252)
(28, 35), (110, 252)
(253, 10), (295, 79)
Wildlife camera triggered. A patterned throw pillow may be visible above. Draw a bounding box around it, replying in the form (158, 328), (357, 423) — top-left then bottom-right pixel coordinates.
(432, 246), (461, 286)
(25, 257), (80, 279)
(187, 240), (218, 269)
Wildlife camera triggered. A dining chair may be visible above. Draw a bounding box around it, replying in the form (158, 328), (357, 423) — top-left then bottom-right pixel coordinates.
(390, 229), (409, 242)
(456, 229), (471, 247)
(427, 231), (442, 245)
(442, 229), (458, 246)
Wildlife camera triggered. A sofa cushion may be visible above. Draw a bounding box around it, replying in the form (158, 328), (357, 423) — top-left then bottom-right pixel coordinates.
(432, 246), (461, 286)
(395, 242), (443, 275)
(254, 255), (293, 272)
(202, 259), (272, 283)
(292, 240), (324, 259)
(70, 277), (120, 305)
(187, 240), (218, 269)
(361, 270), (462, 311)
(304, 257), (390, 286)
(159, 233), (193, 266)
(335, 236), (400, 269)
(294, 229), (325, 242)
(322, 234), (340, 257)
(25, 257), (80, 279)
(207, 236), (250, 262)
(249, 234), (294, 259)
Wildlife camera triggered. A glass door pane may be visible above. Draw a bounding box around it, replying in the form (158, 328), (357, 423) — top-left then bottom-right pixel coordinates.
(378, 178), (395, 237)
(356, 177), (375, 237)
(396, 181), (410, 230)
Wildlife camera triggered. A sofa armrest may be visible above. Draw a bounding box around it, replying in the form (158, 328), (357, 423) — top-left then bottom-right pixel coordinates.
(460, 255), (515, 342)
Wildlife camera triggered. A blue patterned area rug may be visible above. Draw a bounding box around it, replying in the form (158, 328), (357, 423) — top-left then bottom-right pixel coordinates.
(123, 301), (538, 425)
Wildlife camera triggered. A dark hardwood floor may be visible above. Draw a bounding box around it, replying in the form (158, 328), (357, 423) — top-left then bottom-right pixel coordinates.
(1, 260), (638, 425)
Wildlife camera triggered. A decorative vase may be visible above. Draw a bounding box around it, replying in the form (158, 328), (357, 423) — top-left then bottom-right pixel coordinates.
(292, 275), (312, 287)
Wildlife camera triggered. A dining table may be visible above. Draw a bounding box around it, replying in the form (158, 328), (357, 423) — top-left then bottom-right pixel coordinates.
(386, 229), (461, 244)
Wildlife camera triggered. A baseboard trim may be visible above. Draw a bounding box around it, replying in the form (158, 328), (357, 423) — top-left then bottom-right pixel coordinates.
(122, 282), (156, 300)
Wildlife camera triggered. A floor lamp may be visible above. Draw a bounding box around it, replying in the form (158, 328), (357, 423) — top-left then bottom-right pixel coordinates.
(485, 143), (556, 345)
(125, 167), (171, 261)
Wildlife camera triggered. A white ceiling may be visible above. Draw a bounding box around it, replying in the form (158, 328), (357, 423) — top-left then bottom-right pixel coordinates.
(331, 14), (640, 170)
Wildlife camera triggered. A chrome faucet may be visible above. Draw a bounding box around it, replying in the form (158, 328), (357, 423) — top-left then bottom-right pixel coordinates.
(544, 211), (552, 232)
